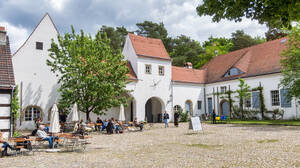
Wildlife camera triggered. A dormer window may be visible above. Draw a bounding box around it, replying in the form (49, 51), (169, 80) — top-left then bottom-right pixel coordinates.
(145, 64), (152, 74)
(158, 66), (164, 76)
(224, 67), (243, 77)
(36, 42), (43, 50)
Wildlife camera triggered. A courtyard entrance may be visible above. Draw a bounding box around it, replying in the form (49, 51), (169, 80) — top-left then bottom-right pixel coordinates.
(145, 97), (164, 123)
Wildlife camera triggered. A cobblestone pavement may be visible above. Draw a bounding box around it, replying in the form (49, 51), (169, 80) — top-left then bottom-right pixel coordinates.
(1, 123), (300, 168)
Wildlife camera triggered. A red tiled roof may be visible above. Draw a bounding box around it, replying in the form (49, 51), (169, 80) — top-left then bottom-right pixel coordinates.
(172, 66), (206, 84)
(0, 33), (15, 89)
(126, 61), (137, 81)
(201, 37), (287, 83)
(128, 33), (171, 60)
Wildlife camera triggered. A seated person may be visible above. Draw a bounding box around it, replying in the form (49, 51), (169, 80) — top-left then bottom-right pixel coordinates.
(133, 117), (143, 131)
(0, 132), (14, 157)
(96, 117), (103, 131)
(101, 119), (108, 131)
(106, 119), (114, 134)
(36, 125), (59, 148)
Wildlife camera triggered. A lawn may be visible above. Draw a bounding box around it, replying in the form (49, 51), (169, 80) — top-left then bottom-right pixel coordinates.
(204, 119), (300, 126)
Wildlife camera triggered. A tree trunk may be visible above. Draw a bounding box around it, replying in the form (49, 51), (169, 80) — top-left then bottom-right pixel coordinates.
(86, 111), (90, 121)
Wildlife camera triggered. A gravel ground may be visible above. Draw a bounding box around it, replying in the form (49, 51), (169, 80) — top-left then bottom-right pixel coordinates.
(1, 123), (300, 168)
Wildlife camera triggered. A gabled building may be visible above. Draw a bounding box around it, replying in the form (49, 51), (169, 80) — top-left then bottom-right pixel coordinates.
(0, 26), (15, 138)
(12, 14), (299, 130)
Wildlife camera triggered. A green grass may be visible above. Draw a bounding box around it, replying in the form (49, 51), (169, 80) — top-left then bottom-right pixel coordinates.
(204, 120), (300, 126)
(186, 143), (222, 149)
(257, 139), (279, 143)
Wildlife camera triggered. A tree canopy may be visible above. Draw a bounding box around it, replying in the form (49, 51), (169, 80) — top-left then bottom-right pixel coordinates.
(280, 24), (300, 103)
(229, 30), (265, 51)
(47, 27), (129, 119)
(196, 0), (300, 28)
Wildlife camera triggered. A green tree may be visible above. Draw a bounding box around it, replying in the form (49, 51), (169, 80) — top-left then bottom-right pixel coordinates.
(229, 30), (262, 51)
(12, 85), (20, 133)
(235, 78), (251, 119)
(196, 0), (300, 28)
(170, 35), (205, 67)
(196, 37), (232, 68)
(99, 25), (128, 53)
(47, 27), (129, 120)
(280, 24), (300, 103)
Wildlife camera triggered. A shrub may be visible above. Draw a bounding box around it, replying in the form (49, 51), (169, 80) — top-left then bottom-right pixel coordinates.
(178, 109), (188, 122)
(266, 108), (284, 120)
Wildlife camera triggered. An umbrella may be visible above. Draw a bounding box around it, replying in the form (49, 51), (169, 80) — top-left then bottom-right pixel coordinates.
(71, 103), (79, 122)
(49, 103), (60, 134)
(119, 104), (125, 121)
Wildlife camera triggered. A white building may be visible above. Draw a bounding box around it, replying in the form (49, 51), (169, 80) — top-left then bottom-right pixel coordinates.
(12, 14), (300, 129)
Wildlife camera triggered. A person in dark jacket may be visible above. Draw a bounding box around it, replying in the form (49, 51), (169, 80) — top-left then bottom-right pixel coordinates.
(212, 109), (216, 124)
(163, 111), (169, 128)
(174, 111), (180, 127)
(106, 119), (114, 134)
(96, 117), (103, 131)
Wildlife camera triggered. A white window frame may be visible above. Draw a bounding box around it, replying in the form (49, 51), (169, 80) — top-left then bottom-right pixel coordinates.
(145, 64), (152, 74)
(270, 90), (280, 106)
(220, 86), (227, 93)
(158, 66), (164, 76)
(24, 106), (41, 121)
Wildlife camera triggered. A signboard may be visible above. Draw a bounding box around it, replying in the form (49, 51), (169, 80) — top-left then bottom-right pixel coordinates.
(189, 117), (202, 131)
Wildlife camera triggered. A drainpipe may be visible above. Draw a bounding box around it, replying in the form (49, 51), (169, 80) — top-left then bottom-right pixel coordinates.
(204, 87), (207, 115)
(217, 87), (220, 115)
(171, 81), (174, 121)
(213, 88), (215, 112)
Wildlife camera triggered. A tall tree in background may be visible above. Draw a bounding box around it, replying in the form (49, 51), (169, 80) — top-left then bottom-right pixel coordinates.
(280, 24), (300, 103)
(47, 27), (129, 120)
(99, 26), (128, 53)
(170, 35), (204, 67)
(196, 0), (300, 28)
(229, 30), (264, 51)
(196, 37), (232, 68)
(265, 27), (287, 41)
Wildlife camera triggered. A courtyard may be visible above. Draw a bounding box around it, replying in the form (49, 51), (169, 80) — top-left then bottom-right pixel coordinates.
(1, 123), (300, 168)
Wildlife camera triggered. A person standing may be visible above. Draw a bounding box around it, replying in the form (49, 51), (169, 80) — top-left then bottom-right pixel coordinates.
(174, 111), (179, 127)
(212, 109), (216, 124)
(163, 111), (169, 128)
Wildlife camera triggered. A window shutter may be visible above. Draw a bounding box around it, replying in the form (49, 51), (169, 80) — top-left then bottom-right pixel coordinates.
(252, 92), (260, 108)
(280, 89), (291, 108)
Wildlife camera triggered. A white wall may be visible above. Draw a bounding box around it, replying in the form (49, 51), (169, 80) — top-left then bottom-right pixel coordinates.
(122, 35), (138, 75)
(131, 57), (172, 121)
(173, 82), (205, 117)
(13, 14), (59, 130)
(205, 73), (300, 119)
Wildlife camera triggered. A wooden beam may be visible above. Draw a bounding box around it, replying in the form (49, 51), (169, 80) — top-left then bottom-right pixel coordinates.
(0, 104), (10, 107)
(0, 129), (9, 132)
(0, 116), (10, 119)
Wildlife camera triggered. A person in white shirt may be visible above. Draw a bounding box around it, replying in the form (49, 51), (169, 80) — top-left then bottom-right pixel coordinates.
(37, 125), (58, 148)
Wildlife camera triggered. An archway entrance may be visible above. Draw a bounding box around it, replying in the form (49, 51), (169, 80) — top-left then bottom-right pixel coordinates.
(145, 97), (164, 123)
(220, 100), (229, 116)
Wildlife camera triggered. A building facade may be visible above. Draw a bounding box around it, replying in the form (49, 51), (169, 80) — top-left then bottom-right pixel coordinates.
(0, 26), (15, 138)
(12, 14), (300, 129)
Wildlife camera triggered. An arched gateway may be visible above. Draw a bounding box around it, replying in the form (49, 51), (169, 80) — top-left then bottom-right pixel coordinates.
(145, 97), (165, 123)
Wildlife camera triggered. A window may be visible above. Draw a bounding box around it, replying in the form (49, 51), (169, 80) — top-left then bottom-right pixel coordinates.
(145, 64), (151, 74)
(36, 42), (43, 50)
(245, 98), (251, 108)
(224, 67), (243, 77)
(173, 105), (182, 112)
(158, 66), (164, 76)
(24, 106), (41, 121)
(271, 90), (280, 106)
(280, 89), (291, 108)
(197, 101), (202, 110)
(252, 92), (260, 108)
(220, 86), (226, 93)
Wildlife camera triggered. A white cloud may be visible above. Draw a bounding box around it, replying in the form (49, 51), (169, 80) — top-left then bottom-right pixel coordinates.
(0, 22), (29, 53)
(47, 0), (70, 12)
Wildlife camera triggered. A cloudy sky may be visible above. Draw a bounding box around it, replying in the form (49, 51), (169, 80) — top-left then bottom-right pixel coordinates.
(0, 0), (268, 52)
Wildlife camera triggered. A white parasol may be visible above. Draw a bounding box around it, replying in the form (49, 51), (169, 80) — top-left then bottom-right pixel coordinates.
(49, 103), (60, 133)
(119, 104), (125, 121)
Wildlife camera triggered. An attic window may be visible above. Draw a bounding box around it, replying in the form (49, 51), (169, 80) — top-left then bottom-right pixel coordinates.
(224, 67), (243, 77)
(36, 42), (43, 50)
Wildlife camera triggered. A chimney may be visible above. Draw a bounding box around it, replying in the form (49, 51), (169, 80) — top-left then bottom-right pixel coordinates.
(0, 26), (7, 45)
(184, 62), (193, 69)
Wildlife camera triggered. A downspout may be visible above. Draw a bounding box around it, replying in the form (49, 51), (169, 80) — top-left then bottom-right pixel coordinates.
(217, 87), (220, 115)
(213, 87), (215, 112)
(204, 87), (207, 115)
(171, 80), (174, 121)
